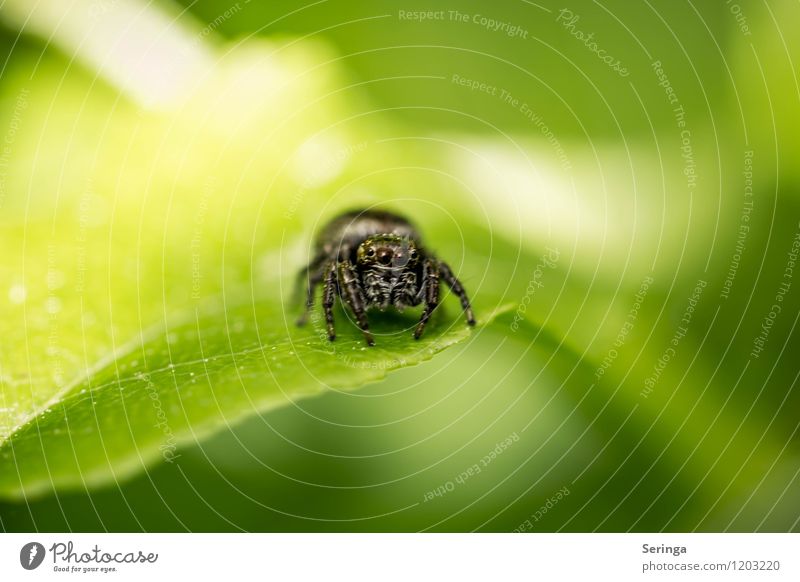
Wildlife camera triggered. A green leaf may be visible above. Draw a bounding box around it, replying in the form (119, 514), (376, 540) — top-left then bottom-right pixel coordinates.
(0, 296), (511, 499)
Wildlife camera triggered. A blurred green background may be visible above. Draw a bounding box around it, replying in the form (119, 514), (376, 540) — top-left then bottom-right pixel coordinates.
(0, 0), (799, 531)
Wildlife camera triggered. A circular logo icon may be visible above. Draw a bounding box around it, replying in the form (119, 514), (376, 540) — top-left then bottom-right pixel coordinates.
(19, 542), (46, 570)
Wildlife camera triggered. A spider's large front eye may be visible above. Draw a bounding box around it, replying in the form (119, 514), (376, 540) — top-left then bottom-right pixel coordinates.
(366, 247), (375, 257)
(410, 250), (418, 260)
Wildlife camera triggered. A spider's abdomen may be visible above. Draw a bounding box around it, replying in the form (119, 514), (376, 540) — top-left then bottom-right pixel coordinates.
(317, 209), (421, 259)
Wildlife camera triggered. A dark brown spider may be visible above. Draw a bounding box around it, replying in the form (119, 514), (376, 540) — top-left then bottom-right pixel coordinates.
(295, 209), (476, 346)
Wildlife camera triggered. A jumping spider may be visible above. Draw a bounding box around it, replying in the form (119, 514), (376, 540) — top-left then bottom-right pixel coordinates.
(296, 209), (476, 346)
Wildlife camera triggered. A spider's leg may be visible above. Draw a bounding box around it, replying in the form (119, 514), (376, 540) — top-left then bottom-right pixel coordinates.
(321, 261), (338, 341)
(294, 252), (327, 324)
(338, 260), (375, 346)
(439, 260), (476, 326)
(296, 265), (327, 326)
(414, 258), (440, 339)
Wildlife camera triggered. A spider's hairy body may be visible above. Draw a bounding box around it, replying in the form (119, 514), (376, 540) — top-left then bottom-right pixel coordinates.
(296, 209), (475, 346)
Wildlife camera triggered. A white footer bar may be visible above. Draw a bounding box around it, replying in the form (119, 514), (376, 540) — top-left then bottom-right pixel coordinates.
(1, 533), (797, 581)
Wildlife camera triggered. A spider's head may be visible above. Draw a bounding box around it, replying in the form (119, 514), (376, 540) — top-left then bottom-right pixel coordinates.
(356, 234), (420, 271)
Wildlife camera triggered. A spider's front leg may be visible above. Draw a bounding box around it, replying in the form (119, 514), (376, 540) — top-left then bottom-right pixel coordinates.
(414, 258), (440, 339)
(337, 260), (375, 346)
(439, 260), (476, 326)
